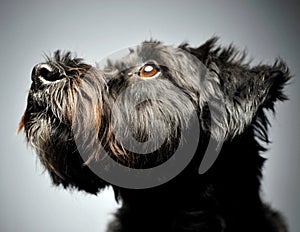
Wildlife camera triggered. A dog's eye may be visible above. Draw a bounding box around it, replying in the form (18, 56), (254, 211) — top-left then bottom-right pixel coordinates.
(138, 63), (160, 79)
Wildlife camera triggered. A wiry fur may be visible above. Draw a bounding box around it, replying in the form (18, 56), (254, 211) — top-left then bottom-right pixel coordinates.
(19, 37), (291, 231)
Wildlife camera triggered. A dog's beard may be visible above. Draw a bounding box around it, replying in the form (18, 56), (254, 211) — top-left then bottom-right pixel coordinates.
(23, 78), (74, 150)
(21, 81), (81, 185)
(19, 64), (112, 191)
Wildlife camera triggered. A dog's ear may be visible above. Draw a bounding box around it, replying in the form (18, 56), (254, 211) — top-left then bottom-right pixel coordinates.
(248, 61), (291, 110)
(183, 38), (291, 141)
(207, 53), (291, 142)
(179, 37), (218, 66)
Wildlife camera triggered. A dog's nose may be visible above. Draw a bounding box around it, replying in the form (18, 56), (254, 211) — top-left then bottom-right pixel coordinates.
(32, 64), (63, 83)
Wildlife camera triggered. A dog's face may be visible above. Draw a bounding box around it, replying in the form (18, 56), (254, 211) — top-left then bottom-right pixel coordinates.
(18, 38), (290, 193)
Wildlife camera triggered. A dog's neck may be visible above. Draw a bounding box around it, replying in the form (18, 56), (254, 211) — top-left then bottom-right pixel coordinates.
(110, 129), (273, 231)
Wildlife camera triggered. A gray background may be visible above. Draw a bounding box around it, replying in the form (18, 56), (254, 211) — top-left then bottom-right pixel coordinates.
(1, 0), (299, 231)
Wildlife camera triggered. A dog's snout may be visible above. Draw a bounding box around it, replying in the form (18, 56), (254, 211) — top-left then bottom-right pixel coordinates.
(32, 64), (63, 83)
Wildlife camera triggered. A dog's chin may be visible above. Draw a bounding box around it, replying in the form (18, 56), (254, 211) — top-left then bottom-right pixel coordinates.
(21, 87), (72, 148)
(26, 111), (70, 146)
(27, 94), (49, 116)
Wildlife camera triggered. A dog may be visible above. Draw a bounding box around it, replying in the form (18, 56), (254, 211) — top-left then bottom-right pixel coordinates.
(18, 37), (290, 232)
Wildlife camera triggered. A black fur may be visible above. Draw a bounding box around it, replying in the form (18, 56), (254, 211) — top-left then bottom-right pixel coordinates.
(19, 37), (291, 232)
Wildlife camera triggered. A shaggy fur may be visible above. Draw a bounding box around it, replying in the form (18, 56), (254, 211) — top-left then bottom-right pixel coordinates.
(18, 37), (290, 232)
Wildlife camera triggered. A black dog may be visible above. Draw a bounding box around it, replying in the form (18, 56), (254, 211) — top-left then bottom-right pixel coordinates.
(18, 38), (290, 232)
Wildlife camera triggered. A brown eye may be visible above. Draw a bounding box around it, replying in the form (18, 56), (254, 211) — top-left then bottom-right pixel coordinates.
(138, 63), (160, 79)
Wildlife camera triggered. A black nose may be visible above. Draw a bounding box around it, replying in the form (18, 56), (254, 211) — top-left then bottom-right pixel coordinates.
(32, 64), (63, 83)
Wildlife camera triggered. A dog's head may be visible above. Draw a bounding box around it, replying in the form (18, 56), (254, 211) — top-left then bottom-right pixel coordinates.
(18, 38), (290, 193)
